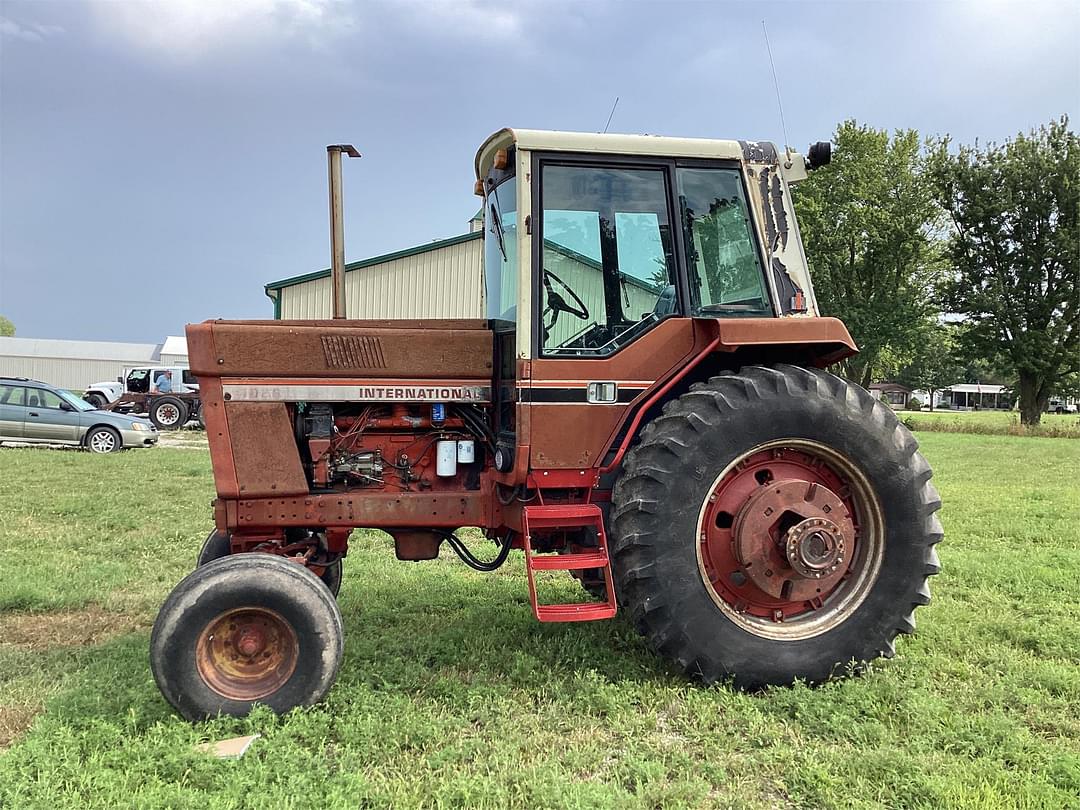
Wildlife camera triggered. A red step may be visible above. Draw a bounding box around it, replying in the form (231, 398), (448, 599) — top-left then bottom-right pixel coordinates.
(522, 504), (617, 623)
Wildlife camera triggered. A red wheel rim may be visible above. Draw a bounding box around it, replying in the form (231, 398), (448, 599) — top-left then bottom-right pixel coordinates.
(196, 607), (299, 700)
(696, 439), (884, 640)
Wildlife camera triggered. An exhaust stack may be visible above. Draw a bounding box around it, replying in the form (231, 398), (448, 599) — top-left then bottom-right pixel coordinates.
(326, 144), (361, 319)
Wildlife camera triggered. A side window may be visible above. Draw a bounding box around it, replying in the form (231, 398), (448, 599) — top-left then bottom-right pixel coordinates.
(540, 164), (677, 356)
(677, 167), (772, 316)
(182, 370), (198, 386)
(0, 385), (25, 406)
(36, 389), (66, 409)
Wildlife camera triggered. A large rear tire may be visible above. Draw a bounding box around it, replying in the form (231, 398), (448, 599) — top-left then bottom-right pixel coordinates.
(611, 365), (942, 689)
(151, 554), (344, 720)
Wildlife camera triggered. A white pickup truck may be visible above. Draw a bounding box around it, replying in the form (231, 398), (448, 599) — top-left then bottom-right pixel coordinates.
(84, 366), (202, 430)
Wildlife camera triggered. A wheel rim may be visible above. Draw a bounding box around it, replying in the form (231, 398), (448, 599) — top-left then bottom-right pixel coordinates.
(696, 439), (884, 641)
(196, 607), (299, 701)
(157, 404), (180, 425)
(90, 431), (116, 453)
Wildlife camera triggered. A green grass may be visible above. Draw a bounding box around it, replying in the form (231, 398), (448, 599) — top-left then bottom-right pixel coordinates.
(1, 434), (1078, 809)
(899, 409), (1080, 438)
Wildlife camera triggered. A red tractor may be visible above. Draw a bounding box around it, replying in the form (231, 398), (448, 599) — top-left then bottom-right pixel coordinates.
(151, 130), (942, 720)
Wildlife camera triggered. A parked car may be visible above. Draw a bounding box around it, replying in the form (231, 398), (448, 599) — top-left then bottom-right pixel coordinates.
(83, 366), (201, 431)
(0, 376), (157, 453)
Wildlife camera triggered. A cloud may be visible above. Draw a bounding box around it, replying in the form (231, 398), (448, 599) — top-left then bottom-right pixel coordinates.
(87, 0), (351, 61)
(0, 16), (65, 43)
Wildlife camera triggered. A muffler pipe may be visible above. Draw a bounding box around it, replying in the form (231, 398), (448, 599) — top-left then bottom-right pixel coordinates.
(326, 144), (361, 319)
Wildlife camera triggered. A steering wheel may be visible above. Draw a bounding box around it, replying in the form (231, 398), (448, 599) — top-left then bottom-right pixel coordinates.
(542, 269), (590, 335)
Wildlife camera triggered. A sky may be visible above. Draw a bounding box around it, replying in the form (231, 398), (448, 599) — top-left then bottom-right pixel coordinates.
(1, 0), (1077, 343)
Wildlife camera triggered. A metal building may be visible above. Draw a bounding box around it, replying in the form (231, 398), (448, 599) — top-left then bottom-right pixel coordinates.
(265, 230), (484, 320)
(0, 336), (188, 390)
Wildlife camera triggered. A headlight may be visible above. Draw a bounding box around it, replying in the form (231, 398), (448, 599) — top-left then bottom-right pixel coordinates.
(130, 422), (149, 431)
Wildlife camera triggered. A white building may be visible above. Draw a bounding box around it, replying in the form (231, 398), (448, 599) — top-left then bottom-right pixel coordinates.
(0, 335), (188, 391)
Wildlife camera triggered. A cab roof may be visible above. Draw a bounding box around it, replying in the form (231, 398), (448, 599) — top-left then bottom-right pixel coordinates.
(475, 128), (748, 180)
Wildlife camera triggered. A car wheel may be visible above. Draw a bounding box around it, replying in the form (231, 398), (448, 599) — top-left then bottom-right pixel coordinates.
(84, 393), (108, 410)
(150, 396), (189, 431)
(86, 426), (121, 454)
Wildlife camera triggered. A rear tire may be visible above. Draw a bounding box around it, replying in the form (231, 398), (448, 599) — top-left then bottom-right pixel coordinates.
(197, 529), (343, 597)
(611, 365), (942, 689)
(150, 396), (188, 430)
(150, 554), (344, 721)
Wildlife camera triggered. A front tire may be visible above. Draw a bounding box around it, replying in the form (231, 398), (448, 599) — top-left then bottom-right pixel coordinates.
(150, 554), (344, 720)
(150, 396), (188, 430)
(611, 365), (942, 689)
(84, 392), (108, 410)
(85, 426), (121, 454)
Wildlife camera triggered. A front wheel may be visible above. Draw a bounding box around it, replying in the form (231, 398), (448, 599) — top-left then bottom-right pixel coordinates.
(84, 392), (108, 410)
(611, 364), (942, 688)
(151, 554), (344, 720)
(85, 426), (121, 454)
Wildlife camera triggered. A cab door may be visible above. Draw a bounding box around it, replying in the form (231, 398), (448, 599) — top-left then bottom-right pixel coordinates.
(527, 158), (690, 469)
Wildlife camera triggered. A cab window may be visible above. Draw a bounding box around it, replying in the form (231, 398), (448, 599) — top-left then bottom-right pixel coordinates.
(677, 167), (771, 316)
(539, 164), (677, 356)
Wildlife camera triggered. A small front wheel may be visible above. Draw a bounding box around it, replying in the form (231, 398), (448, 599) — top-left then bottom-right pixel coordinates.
(150, 554), (344, 720)
(85, 426), (121, 454)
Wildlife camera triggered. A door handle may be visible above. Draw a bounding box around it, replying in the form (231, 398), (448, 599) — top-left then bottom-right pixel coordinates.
(28, 412), (39, 417)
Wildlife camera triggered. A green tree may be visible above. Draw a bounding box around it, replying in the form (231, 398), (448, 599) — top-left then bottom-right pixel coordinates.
(897, 323), (965, 411)
(0, 315), (14, 337)
(927, 116), (1079, 425)
(793, 121), (944, 386)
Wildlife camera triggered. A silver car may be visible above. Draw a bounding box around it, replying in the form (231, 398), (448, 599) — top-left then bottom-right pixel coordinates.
(0, 376), (158, 453)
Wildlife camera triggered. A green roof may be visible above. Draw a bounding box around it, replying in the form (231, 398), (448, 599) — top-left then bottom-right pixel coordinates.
(264, 231), (482, 293)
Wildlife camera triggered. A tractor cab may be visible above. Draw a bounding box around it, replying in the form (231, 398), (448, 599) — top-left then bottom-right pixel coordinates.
(473, 130), (847, 473)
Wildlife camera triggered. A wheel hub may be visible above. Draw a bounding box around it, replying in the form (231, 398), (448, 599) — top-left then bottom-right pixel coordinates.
(785, 519), (846, 578)
(196, 607), (299, 701)
(730, 477), (854, 601)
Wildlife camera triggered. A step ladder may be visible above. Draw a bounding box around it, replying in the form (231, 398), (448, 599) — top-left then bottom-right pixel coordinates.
(522, 503), (617, 622)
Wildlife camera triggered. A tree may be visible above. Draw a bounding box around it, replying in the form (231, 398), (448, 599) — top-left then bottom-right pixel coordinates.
(927, 117), (1079, 425)
(793, 121), (944, 386)
(897, 322), (965, 411)
(0, 315), (14, 337)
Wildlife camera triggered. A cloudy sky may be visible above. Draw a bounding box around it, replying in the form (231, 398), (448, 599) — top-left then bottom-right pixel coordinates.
(1, 0), (1077, 342)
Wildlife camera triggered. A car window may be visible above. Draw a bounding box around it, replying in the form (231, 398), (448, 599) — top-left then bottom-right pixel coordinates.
(0, 384), (26, 406)
(182, 370), (198, 385)
(33, 389), (66, 409)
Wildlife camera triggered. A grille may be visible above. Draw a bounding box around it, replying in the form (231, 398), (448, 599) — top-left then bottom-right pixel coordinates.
(321, 336), (387, 369)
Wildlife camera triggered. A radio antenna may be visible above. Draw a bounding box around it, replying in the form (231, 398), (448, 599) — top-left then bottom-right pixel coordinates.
(602, 96), (620, 133)
(762, 20), (790, 159)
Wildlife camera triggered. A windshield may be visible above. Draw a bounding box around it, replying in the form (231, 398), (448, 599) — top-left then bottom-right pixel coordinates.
(59, 389), (96, 412)
(483, 175), (518, 330)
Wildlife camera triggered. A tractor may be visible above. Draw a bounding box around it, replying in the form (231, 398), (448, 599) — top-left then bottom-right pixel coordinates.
(150, 129), (942, 720)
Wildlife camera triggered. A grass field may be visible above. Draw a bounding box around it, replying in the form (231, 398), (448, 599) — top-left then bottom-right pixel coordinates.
(1, 431), (1078, 809)
(899, 410), (1080, 439)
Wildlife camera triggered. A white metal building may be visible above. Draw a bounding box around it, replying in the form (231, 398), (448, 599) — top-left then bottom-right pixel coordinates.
(0, 336), (188, 391)
(266, 230), (484, 320)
